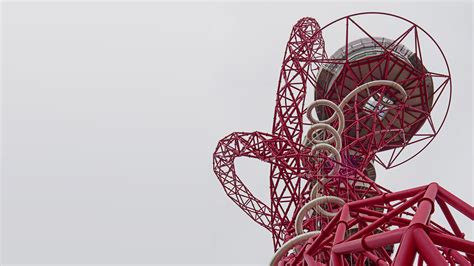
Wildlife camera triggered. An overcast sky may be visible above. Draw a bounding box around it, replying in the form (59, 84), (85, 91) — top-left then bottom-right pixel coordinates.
(1, 1), (472, 265)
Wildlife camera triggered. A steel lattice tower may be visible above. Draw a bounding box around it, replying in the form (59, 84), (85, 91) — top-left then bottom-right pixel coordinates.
(213, 12), (473, 265)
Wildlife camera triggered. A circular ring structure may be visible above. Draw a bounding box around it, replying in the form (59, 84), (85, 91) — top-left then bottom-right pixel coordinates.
(306, 123), (342, 151)
(306, 99), (345, 135)
(269, 231), (319, 266)
(339, 80), (407, 110)
(312, 12), (452, 168)
(310, 179), (326, 200)
(310, 179), (342, 216)
(310, 143), (342, 175)
(294, 196), (346, 235)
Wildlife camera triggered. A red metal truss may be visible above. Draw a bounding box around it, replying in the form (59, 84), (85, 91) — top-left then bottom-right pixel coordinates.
(269, 17), (327, 248)
(281, 183), (474, 265)
(213, 131), (300, 231)
(213, 17), (329, 249)
(310, 13), (452, 169)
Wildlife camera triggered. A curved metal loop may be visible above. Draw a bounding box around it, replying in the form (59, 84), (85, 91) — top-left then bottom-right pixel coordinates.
(269, 231), (319, 266)
(310, 143), (342, 175)
(319, 80), (407, 124)
(310, 179), (327, 200)
(306, 99), (345, 134)
(306, 123), (342, 151)
(213, 132), (290, 232)
(340, 80), (407, 110)
(294, 196), (346, 235)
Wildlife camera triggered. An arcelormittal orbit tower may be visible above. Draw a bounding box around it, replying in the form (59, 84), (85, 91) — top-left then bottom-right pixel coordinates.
(213, 12), (473, 265)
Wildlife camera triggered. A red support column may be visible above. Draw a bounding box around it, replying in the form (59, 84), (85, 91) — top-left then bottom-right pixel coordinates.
(410, 183), (438, 225)
(393, 227), (417, 266)
(331, 205), (350, 266)
(413, 227), (447, 266)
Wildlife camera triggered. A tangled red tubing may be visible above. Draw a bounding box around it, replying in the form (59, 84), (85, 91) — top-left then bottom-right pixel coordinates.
(213, 12), (473, 265)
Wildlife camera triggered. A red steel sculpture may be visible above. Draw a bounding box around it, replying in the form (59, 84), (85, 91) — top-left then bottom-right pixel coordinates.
(212, 12), (473, 265)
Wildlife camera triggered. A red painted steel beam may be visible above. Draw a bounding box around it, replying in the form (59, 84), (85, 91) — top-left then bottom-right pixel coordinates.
(438, 186), (474, 220)
(346, 185), (426, 209)
(436, 197), (464, 238)
(393, 227), (417, 265)
(413, 227), (447, 266)
(444, 247), (472, 266)
(346, 191), (424, 241)
(410, 183), (438, 225)
(428, 231), (474, 255)
(332, 227), (405, 254)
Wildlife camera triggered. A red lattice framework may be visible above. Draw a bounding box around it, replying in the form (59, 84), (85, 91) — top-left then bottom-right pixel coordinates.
(214, 17), (328, 247)
(212, 12), (472, 265)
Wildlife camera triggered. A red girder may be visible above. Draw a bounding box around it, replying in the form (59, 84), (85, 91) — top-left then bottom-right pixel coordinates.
(287, 183), (474, 266)
(213, 131), (299, 231)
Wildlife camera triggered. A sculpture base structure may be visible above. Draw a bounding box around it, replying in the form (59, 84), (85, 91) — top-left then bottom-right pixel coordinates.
(273, 183), (474, 266)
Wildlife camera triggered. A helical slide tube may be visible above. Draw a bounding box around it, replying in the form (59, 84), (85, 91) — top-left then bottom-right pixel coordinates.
(340, 80), (407, 109)
(269, 80), (407, 265)
(294, 196), (346, 235)
(306, 99), (345, 138)
(269, 231), (319, 266)
(307, 123), (342, 151)
(310, 143), (341, 175)
(324, 80), (408, 123)
(308, 179), (339, 215)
